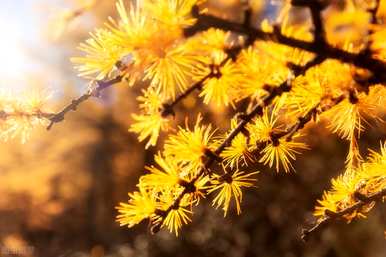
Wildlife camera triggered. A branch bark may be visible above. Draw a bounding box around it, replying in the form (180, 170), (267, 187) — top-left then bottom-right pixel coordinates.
(185, 11), (386, 83)
(47, 75), (123, 130)
(301, 187), (386, 241)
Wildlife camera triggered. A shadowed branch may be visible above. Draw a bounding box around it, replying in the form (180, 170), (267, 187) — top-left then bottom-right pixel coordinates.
(185, 7), (386, 83)
(301, 187), (386, 241)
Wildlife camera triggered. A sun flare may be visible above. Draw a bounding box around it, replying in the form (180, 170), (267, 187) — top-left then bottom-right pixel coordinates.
(0, 23), (29, 80)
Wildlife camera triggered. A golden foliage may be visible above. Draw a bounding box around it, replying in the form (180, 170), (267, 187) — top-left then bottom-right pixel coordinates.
(164, 115), (216, 172)
(0, 89), (51, 143)
(3, 0), (386, 238)
(315, 143), (386, 222)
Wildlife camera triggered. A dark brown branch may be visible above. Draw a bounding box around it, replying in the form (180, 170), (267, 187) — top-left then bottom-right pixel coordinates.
(184, 12), (386, 82)
(292, 0), (327, 43)
(46, 75), (123, 130)
(369, 0), (381, 25)
(301, 187), (386, 241)
(160, 40), (253, 117)
(160, 54), (234, 117)
(160, 74), (211, 117)
(287, 55), (326, 76)
(214, 83), (291, 155)
(272, 94), (346, 142)
(362, 0), (381, 55)
(242, 2), (255, 46)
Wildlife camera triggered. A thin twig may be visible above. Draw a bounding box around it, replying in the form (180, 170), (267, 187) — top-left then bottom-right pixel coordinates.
(362, 0), (381, 56)
(160, 74), (210, 117)
(292, 0), (327, 43)
(47, 75), (123, 130)
(301, 187), (386, 241)
(0, 110), (54, 120)
(160, 54), (234, 117)
(272, 94), (346, 142)
(369, 0), (381, 25)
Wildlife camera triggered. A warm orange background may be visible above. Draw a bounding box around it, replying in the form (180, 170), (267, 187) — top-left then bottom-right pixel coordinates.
(0, 1), (385, 257)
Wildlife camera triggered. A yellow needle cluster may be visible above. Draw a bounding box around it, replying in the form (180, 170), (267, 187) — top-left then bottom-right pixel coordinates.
(315, 142), (386, 222)
(72, 0), (207, 98)
(118, 115), (261, 235)
(277, 59), (386, 139)
(0, 90), (50, 143)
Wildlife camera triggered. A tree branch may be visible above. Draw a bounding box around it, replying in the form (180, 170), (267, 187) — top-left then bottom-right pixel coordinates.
(0, 110), (53, 121)
(160, 73), (211, 117)
(292, 0), (327, 43)
(301, 187), (386, 241)
(272, 94), (346, 142)
(362, 0), (381, 56)
(47, 75), (123, 130)
(369, 0), (381, 25)
(160, 54), (235, 117)
(184, 12), (386, 83)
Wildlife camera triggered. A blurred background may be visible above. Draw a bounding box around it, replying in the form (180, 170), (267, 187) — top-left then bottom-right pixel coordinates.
(0, 0), (385, 256)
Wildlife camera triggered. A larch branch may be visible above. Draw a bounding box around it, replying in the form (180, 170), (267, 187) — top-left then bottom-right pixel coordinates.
(301, 187), (386, 241)
(185, 11), (386, 83)
(46, 75), (123, 130)
(150, 55), (324, 234)
(0, 110), (54, 121)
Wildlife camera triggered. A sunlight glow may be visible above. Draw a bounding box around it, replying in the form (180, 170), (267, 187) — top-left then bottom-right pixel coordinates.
(0, 22), (29, 80)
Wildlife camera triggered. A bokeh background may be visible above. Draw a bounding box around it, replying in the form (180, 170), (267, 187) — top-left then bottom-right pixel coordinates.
(0, 1), (385, 256)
